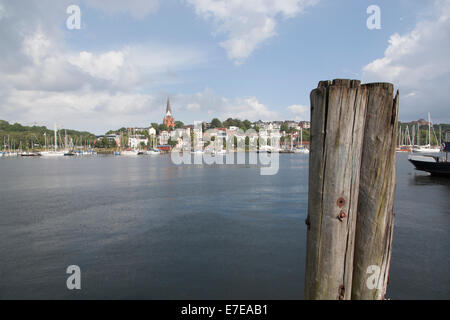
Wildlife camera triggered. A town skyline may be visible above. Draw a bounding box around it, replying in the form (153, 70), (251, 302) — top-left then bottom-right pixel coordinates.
(0, 1), (449, 134)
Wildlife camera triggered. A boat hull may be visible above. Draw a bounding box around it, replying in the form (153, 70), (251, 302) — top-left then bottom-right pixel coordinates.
(409, 159), (450, 177)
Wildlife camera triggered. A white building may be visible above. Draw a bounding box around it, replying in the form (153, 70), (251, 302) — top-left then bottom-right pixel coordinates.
(148, 127), (156, 136)
(128, 135), (148, 149)
(159, 131), (170, 145)
(300, 121), (311, 129)
(170, 128), (189, 139)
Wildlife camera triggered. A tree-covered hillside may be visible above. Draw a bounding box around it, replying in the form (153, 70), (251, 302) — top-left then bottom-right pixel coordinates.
(0, 120), (96, 149)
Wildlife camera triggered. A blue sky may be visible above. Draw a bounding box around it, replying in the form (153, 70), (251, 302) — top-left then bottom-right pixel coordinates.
(0, 0), (448, 134)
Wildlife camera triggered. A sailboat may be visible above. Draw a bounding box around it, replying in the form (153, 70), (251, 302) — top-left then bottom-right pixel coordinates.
(295, 127), (310, 154)
(413, 113), (441, 153)
(145, 136), (161, 155)
(41, 124), (66, 157)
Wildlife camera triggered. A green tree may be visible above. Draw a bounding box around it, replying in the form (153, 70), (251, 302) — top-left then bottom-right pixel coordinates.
(168, 137), (178, 148)
(175, 121), (184, 129)
(243, 120), (252, 130)
(158, 124), (168, 132)
(280, 123), (289, 133)
(210, 118), (223, 128)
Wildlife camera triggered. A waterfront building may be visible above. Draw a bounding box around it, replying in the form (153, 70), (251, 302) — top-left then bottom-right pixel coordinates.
(411, 119), (431, 126)
(300, 121), (311, 129)
(170, 128), (188, 139)
(96, 134), (121, 147)
(159, 130), (170, 145)
(128, 134), (148, 149)
(149, 127), (156, 136)
(134, 127), (149, 133)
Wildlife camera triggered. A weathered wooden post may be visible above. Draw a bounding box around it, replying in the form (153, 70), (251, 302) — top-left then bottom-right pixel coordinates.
(305, 79), (368, 299)
(351, 84), (398, 300)
(305, 80), (398, 300)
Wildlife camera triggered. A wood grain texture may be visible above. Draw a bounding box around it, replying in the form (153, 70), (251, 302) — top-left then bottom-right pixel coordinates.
(351, 85), (399, 300)
(305, 79), (399, 300)
(305, 79), (368, 300)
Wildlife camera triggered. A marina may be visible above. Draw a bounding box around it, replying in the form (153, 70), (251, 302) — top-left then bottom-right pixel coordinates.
(0, 1), (449, 304)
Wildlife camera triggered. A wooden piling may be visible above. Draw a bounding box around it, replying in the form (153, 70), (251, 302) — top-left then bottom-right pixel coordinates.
(305, 79), (368, 300)
(351, 84), (399, 300)
(305, 80), (399, 300)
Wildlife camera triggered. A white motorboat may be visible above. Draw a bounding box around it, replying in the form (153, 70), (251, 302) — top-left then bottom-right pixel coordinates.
(40, 151), (66, 157)
(121, 149), (140, 156)
(412, 145), (441, 153)
(146, 149), (161, 155)
(295, 147), (310, 154)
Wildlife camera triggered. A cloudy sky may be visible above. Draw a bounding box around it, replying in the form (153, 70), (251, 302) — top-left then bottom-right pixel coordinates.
(0, 0), (449, 134)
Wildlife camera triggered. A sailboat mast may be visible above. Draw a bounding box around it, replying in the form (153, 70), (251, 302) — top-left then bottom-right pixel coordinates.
(54, 123), (57, 152)
(301, 128), (303, 147)
(417, 124), (420, 146)
(428, 112), (431, 146)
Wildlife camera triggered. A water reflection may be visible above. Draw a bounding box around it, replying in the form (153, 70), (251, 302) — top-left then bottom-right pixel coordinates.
(411, 173), (450, 187)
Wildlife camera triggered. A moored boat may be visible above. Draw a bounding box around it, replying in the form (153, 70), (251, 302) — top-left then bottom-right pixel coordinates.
(121, 149), (140, 156)
(294, 147), (310, 154)
(145, 149), (161, 155)
(409, 141), (450, 177)
(20, 152), (41, 157)
(40, 151), (65, 157)
(412, 145), (441, 153)
(64, 152), (76, 156)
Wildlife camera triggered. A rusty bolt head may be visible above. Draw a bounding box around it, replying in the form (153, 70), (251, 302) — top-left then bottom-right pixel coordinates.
(338, 285), (345, 300)
(337, 211), (347, 222)
(337, 197), (345, 208)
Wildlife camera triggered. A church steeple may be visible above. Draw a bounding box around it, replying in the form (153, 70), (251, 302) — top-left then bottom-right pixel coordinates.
(166, 97), (172, 116)
(163, 96), (175, 129)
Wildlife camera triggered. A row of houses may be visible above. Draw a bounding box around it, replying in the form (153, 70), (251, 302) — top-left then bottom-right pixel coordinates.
(96, 120), (310, 150)
(254, 120), (310, 130)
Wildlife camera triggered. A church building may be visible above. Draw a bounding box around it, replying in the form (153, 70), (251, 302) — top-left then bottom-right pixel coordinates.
(163, 97), (175, 129)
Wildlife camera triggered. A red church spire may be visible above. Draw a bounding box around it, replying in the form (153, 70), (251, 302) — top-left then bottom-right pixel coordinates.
(163, 96), (175, 129)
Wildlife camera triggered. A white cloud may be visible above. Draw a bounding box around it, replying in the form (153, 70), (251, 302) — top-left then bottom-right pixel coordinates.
(1, 85), (280, 134)
(363, 0), (450, 122)
(287, 104), (307, 114)
(172, 89), (279, 123)
(0, 0), (287, 133)
(0, 0), (208, 134)
(221, 96), (279, 120)
(187, 103), (201, 111)
(0, 3), (5, 20)
(186, 0), (319, 64)
(83, 0), (159, 20)
(2, 89), (159, 134)
(68, 51), (126, 81)
(1, 29), (205, 94)
(287, 104), (309, 121)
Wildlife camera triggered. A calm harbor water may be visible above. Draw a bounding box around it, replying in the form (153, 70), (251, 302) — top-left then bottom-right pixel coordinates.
(0, 153), (448, 299)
